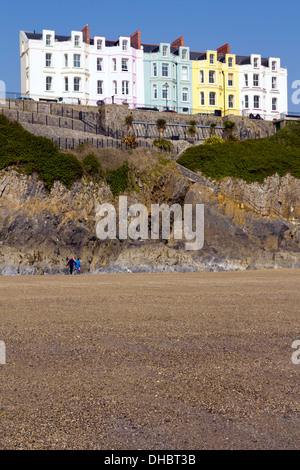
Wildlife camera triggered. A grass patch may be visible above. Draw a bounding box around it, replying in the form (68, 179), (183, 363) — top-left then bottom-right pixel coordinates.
(0, 115), (82, 189)
(177, 121), (300, 183)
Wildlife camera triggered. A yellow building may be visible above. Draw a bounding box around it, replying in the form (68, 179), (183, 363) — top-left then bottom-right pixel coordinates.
(191, 44), (239, 116)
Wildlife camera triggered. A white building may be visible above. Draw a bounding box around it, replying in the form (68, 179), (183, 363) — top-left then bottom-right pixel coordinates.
(19, 26), (145, 107)
(237, 54), (288, 120)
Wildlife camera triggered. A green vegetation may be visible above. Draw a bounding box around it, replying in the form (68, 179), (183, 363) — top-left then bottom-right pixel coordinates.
(210, 122), (217, 136)
(177, 121), (300, 183)
(125, 113), (134, 136)
(156, 118), (167, 139)
(187, 120), (197, 142)
(105, 161), (130, 196)
(204, 136), (226, 145)
(82, 153), (103, 177)
(153, 138), (173, 152)
(0, 115), (83, 189)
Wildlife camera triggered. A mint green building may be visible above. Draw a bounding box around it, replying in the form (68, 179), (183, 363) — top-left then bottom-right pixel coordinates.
(142, 37), (193, 114)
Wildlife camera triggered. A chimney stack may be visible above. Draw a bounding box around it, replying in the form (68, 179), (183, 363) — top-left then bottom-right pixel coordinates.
(130, 30), (141, 49)
(82, 25), (90, 44)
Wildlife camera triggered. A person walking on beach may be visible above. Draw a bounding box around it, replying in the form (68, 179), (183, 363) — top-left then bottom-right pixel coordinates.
(74, 258), (81, 275)
(67, 257), (75, 275)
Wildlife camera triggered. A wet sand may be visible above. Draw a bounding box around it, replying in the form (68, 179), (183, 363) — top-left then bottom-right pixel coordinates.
(0, 269), (299, 450)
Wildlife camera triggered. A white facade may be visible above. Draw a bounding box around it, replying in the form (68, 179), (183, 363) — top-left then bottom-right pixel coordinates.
(20, 28), (144, 107)
(238, 54), (288, 120)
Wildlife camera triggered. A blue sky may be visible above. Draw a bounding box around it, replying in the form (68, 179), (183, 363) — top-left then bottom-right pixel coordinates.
(0, 0), (299, 112)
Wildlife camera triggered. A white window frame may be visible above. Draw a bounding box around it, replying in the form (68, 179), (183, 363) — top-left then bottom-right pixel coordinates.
(122, 40), (128, 51)
(272, 61), (277, 71)
(152, 84), (158, 99)
(73, 54), (81, 68)
(245, 95), (249, 109)
(97, 58), (103, 71)
(64, 76), (69, 92)
(97, 80), (103, 95)
(209, 54), (214, 64)
(272, 76), (277, 89)
(228, 73), (234, 87)
(253, 74), (259, 87)
(162, 45), (168, 57)
(182, 49), (187, 60)
(162, 63), (169, 77)
(113, 80), (117, 95)
(162, 84), (169, 100)
(253, 57), (259, 68)
(209, 70), (215, 84)
(181, 65), (188, 81)
(122, 80), (129, 95)
(74, 35), (80, 47)
(228, 57), (233, 67)
(199, 70), (204, 84)
(112, 58), (117, 71)
(74, 77), (81, 92)
(253, 95), (260, 109)
(64, 54), (68, 67)
(272, 97), (278, 111)
(46, 34), (51, 46)
(46, 76), (52, 91)
(228, 94), (234, 108)
(152, 62), (158, 77)
(200, 91), (205, 106)
(97, 39), (103, 50)
(182, 87), (189, 102)
(121, 58), (129, 72)
(209, 91), (216, 106)
(244, 74), (248, 87)
(45, 53), (52, 67)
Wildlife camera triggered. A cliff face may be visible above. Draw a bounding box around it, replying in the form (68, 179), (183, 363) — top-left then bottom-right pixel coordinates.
(0, 166), (299, 275)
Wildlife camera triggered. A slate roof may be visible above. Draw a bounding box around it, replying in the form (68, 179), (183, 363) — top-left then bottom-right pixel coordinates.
(141, 44), (160, 53)
(23, 32), (273, 68)
(25, 32), (71, 41)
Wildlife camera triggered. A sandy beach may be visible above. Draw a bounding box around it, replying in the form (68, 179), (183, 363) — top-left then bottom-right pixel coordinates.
(0, 269), (299, 450)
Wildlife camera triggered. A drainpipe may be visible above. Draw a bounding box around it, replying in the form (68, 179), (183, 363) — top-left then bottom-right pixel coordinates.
(222, 70), (226, 117)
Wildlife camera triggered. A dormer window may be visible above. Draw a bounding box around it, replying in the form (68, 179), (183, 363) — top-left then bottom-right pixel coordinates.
(254, 57), (259, 68)
(74, 35), (80, 47)
(209, 54), (214, 64)
(228, 57), (233, 67)
(182, 49), (187, 60)
(162, 45), (168, 56)
(122, 40), (128, 51)
(46, 34), (51, 46)
(272, 61), (277, 71)
(97, 39), (103, 50)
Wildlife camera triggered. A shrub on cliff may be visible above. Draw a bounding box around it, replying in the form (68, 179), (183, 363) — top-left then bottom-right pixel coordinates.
(177, 121), (300, 183)
(122, 135), (139, 149)
(0, 115), (83, 189)
(82, 153), (103, 177)
(153, 138), (173, 152)
(105, 161), (130, 196)
(204, 136), (226, 145)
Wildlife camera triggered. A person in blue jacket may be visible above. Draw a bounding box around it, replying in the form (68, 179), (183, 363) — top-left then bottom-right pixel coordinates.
(74, 258), (81, 275)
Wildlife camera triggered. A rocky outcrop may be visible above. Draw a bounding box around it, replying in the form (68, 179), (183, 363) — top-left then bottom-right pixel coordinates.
(0, 166), (299, 275)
